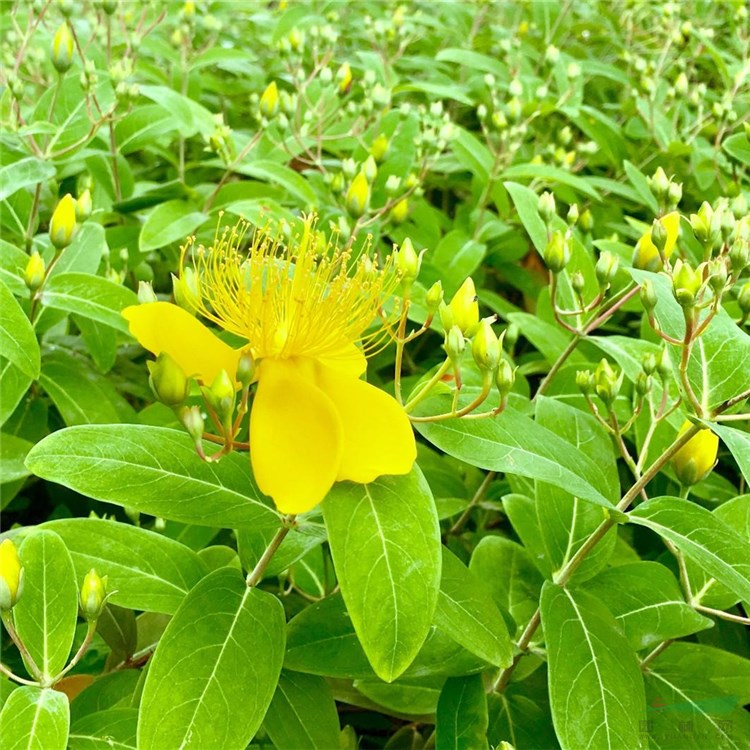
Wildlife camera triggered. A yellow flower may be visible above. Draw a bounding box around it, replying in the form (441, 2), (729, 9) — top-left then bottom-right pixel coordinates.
(123, 217), (416, 514)
(0, 539), (23, 610)
(633, 211), (680, 271)
(671, 420), (718, 486)
(50, 194), (77, 249)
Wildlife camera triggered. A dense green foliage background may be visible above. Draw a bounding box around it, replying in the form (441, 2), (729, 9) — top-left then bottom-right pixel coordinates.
(1, 1), (750, 749)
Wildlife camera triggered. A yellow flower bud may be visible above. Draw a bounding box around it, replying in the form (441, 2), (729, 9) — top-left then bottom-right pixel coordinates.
(147, 352), (190, 407)
(49, 194), (77, 249)
(390, 198), (409, 224)
(632, 211), (680, 271)
(672, 259), (703, 307)
(51, 23), (74, 74)
(80, 568), (107, 620)
(337, 62), (353, 94)
(471, 318), (501, 372)
(345, 171), (370, 217)
(448, 277), (480, 335)
(24, 252), (46, 291)
(75, 188), (92, 221)
(363, 156), (378, 183)
(205, 369), (235, 425)
(259, 81), (279, 118)
(396, 237), (421, 283)
(594, 358), (622, 405)
(671, 421), (718, 486)
(370, 134), (390, 163)
(425, 280), (444, 314)
(0, 539), (23, 611)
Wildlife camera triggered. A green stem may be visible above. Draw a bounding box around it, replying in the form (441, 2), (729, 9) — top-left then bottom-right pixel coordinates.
(1, 611), (43, 682)
(449, 471), (496, 535)
(51, 620), (97, 686)
(403, 359), (452, 413)
(246, 515), (296, 587)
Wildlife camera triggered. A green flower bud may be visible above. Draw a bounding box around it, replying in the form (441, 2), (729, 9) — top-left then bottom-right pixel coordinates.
(80, 568), (107, 620)
(448, 277), (480, 335)
(543, 230), (571, 274)
(471, 318), (501, 372)
(690, 201), (717, 245)
(571, 270), (586, 295)
(259, 81), (279, 118)
(425, 280), (444, 315)
(345, 172), (370, 217)
(635, 371), (652, 396)
(444, 325), (465, 362)
(438, 302), (454, 331)
(148, 352), (190, 407)
(51, 23), (74, 74)
(538, 191), (556, 223)
(729, 237), (750, 272)
(640, 279), (658, 311)
(180, 404), (205, 444)
(594, 358), (622, 405)
(206, 369), (235, 425)
(671, 260), (703, 307)
(731, 193), (748, 220)
(641, 352), (657, 375)
(707, 259), (728, 293)
(75, 188), (92, 221)
(390, 198), (409, 224)
(667, 181), (683, 209)
(362, 155), (378, 183)
(396, 237), (421, 284)
(595, 250), (619, 287)
(370, 134), (389, 163)
(576, 369), (595, 395)
(567, 203), (579, 226)
(579, 208), (594, 232)
(504, 322), (519, 349)
(495, 358), (516, 398)
(0, 539), (24, 611)
(385, 175), (401, 196)
(649, 166), (670, 200)
(656, 347), (672, 378)
(24, 252), (46, 291)
(172, 267), (201, 313)
(137, 280), (158, 304)
(100, 0), (118, 14)
(236, 351), (256, 387)
(738, 281), (750, 315)
(651, 217), (668, 253)
(49, 194), (77, 249)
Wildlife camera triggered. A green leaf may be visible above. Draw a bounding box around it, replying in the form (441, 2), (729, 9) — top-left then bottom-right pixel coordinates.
(0, 433), (33, 483)
(712, 423), (750, 485)
(623, 160), (659, 213)
(535, 397), (618, 582)
(137, 568), (285, 750)
(415, 402), (614, 509)
(469, 536), (543, 637)
(435, 547), (513, 668)
(583, 562), (713, 650)
(69, 708), (137, 750)
(0, 687), (69, 750)
(541, 582), (647, 750)
(435, 675), (489, 750)
(504, 181), (548, 254)
(629, 496), (750, 603)
(0, 278), (40, 379)
(25, 425), (278, 528)
(487, 689), (558, 750)
(69, 671), (140, 721)
(451, 128), (493, 183)
(501, 163), (600, 200)
(434, 48), (507, 77)
(0, 157), (56, 202)
(241, 161), (318, 208)
(14, 530), (78, 681)
(40, 273), (138, 333)
(507, 312), (584, 366)
(40, 519), (208, 615)
(0, 359), (32, 427)
(723, 133), (750, 167)
(139, 200), (208, 253)
(263, 671), (341, 750)
(322, 468), (442, 682)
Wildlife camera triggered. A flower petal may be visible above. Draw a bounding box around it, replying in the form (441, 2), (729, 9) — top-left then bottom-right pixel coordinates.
(317, 343), (367, 378)
(316, 364), (416, 483)
(123, 302), (241, 385)
(250, 358), (343, 514)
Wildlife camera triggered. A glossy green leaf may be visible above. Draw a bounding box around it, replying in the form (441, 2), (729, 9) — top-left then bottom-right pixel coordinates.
(0, 157), (56, 202)
(0, 687), (69, 750)
(40, 273), (138, 332)
(416, 402), (613, 509)
(629, 496), (750, 603)
(139, 200), (208, 253)
(723, 133), (750, 166)
(68, 708), (137, 750)
(263, 671), (341, 750)
(322, 468), (442, 682)
(0, 278), (40, 379)
(40, 518), (207, 615)
(25, 425), (278, 528)
(14, 530), (78, 681)
(435, 675), (489, 750)
(138, 568), (285, 750)
(241, 161), (317, 207)
(541, 582), (647, 750)
(712, 423), (750, 485)
(0, 358), (32, 427)
(435, 547), (513, 668)
(504, 181), (547, 254)
(0, 432), (33, 483)
(623, 160), (659, 212)
(583, 562), (713, 650)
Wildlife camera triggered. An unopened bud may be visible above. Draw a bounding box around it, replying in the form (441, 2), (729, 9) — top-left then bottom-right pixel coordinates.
(385, 175), (401, 196)
(148, 352), (189, 407)
(49, 194), (77, 249)
(236, 351), (256, 387)
(363, 155), (378, 183)
(495, 358), (515, 398)
(731, 193), (748, 220)
(543, 230), (571, 274)
(538, 191), (556, 223)
(259, 82), (279, 118)
(595, 250), (619, 287)
(425, 280), (444, 315)
(471, 318), (501, 372)
(448, 277), (480, 335)
(671, 421), (718, 486)
(75, 188), (92, 221)
(100, 0), (118, 14)
(180, 405), (205, 443)
(390, 198), (409, 224)
(633, 211), (680, 271)
(690, 201), (716, 245)
(672, 260), (703, 307)
(345, 172), (370, 217)
(0, 539), (23, 611)
(206, 369), (235, 425)
(640, 279), (658, 311)
(51, 23), (74, 74)
(173, 267), (201, 312)
(594, 358), (622, 405)
(444, 325), (465, 362)
(571, 271), (585, 295)
(566, 203), (579, 226)
(396, 237), (421, 285)
(579, 208), (594, 232)
(667, 181), (683, 208)
(635, 371), (652, 396)
(641, 352), (658, 375)
(650, 166), (670, 200)
(337, 62), (353, 94)
(24, 252), (46, 291)
(729, 237), (750, 272)
(707, 259), (728, 293)
(137, 281), (158, 304)
(370, 135), (389, 163)
(80, 569), (107, 620)
(576, 369), (595, 395)
(651, 218), (668, 253)
(738, 281), (750, 315)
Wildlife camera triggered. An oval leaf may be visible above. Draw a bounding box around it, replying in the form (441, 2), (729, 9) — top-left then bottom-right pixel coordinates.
(0, 687), (69, 750)
(435, 674), (489, 750)
(0, 278), (40, 379)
